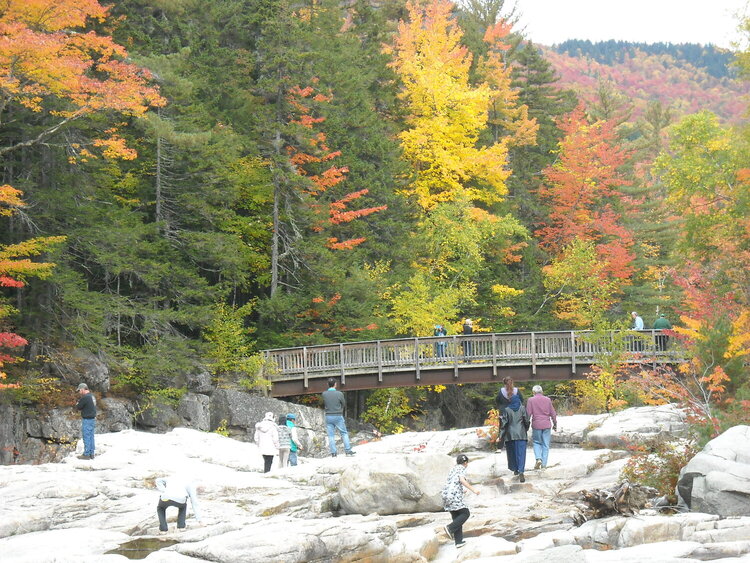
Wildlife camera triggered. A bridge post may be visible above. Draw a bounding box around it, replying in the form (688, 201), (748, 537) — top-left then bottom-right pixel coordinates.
(303, 346), (309, 389)
(377, 340), (383, 383)
(570, 332), (576, 374)
(414, 338), (420, 381)
(531, 332), (537, 376)
(452, 335), (459, 379)
(491, 333), (497, 377)
(339, 343), (345, 385)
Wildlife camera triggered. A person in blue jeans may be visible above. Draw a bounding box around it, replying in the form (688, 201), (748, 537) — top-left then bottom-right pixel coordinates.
(75, 383), (96, 460)
(322, 378), (355, 457)
(526, 385), (557, 470)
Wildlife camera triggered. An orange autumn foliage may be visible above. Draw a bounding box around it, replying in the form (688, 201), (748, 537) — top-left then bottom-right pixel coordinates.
(286, 84), (386, 250)
(0, 185), (65, 387)
(0, 0), (165, 159)
(537, 105), (635, 284)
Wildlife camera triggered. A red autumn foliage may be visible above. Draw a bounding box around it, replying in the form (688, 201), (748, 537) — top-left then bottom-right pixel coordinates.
(537, 104), (635, 284)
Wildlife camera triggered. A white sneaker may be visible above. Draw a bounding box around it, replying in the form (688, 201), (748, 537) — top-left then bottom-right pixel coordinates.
(455, 541), (466, 548)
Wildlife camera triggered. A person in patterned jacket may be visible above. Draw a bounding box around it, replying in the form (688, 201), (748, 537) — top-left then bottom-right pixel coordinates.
(440, 454), (480, 549)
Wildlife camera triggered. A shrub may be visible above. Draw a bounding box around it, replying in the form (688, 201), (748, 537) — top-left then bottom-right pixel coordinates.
(620, 437), (699, 504)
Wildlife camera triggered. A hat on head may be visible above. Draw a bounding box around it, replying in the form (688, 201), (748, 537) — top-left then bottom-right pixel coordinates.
(77, 383), (89, 391)
(264, 412), (274, 421)
(286, 413), (296, 420)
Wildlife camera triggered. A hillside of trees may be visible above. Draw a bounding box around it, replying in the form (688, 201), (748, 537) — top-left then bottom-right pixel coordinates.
(544, 41), (749, 123)
(1, 0), (748, 435)
(553, 40), (736, 79)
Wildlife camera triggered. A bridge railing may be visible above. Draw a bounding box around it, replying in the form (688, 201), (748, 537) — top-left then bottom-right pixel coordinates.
(263, 329), (674, 386)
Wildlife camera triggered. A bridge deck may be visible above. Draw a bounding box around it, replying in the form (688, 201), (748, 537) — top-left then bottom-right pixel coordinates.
(263, 330), (677, 396)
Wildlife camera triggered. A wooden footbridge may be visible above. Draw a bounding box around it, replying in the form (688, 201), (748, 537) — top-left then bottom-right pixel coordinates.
(263, 330), (677, 397)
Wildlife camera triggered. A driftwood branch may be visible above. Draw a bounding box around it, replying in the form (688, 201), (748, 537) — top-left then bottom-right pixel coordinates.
(571, 481), (659, 526)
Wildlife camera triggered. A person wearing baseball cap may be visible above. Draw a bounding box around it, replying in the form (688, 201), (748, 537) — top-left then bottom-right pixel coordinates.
(75, 383), (96, 460)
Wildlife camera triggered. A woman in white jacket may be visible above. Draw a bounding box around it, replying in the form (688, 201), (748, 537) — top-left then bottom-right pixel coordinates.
(254, 411), (280, 473)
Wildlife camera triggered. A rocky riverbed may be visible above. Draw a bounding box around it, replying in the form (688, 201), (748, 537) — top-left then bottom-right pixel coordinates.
(1, 405), (749, 562)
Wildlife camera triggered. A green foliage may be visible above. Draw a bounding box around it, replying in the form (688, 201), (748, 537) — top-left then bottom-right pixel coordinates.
(362, 387), (426, 434)
(543, 239), (620, 328)
(203, 302), (268, 391)
(387, 271), (467, 337)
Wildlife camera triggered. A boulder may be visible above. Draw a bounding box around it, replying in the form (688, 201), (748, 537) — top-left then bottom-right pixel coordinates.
(338, 453), (454, 515)
(175, 516), (398, 563)
(677, 425), (750, 517)
(209, 389), (375, 456)
(135, 400), (185, 433)
(135, 393), (210, 433)
(685, 516), (750, 543)
(454, 535), (517, 560)
(584, 404), (688, 449)
(184, 367), (213, 393)
(177, 393), (210, 431)
(98, 397), (134, 433)
(70, 348), (110, 392)
(552, 414), (610, 446)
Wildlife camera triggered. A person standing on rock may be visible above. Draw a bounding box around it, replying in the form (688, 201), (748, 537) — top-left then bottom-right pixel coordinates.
(500, 394), (530, 482)
(254, 411), (280, 472)
(526, 385), (557, 470)
(277, 414), (292, 468)
(322, 378), (355, 457)
(75, 383), (96, 460)
(286, 413), (303, 466)
(155, 475), (202, 533)
(441, 453), (480, 549)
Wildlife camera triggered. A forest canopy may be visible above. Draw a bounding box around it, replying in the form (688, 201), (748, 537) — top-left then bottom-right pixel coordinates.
(0, 0), (748, 434)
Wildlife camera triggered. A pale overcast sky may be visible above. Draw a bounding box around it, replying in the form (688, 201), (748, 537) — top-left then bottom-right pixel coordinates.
(513, 0), (749, 48)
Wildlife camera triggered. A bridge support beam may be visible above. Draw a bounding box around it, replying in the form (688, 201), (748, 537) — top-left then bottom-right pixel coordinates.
(270, 363), (595, 397)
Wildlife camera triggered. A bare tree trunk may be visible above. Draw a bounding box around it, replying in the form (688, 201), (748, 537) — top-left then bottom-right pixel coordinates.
(155, 130), (163, 224)
(271, 150), (280, 297)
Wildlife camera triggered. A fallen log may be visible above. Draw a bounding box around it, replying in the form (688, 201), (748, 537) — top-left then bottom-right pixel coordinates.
(571, 480), (659, 526)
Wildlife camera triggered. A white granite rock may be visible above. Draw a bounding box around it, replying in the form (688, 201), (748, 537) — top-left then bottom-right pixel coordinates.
(339, 453), (454, 515)
(677, 425), (750, 517)
(584, 404), (688, 449)
(1, 411), (748, 563)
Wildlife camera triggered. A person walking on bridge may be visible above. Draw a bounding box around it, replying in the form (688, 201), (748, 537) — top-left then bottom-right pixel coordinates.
(322, 378), (355, 457)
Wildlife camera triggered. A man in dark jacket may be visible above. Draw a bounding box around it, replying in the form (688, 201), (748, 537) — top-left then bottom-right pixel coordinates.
(653, 313), (673, 351)
(76, 383), (96, 460)
(322, 378), (355, 457)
